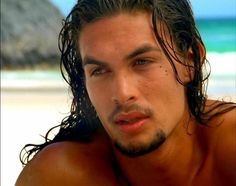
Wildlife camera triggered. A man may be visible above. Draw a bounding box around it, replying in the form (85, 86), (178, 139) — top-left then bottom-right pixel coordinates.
(16, 0), (236, 185)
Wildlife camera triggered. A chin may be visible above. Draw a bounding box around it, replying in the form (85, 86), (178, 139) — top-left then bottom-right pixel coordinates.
(114, 129), (166, 157)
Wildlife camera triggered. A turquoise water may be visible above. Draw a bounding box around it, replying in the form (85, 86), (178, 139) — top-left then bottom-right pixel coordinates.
(196, 18), (236, 52)
(196, 18), (236, 97)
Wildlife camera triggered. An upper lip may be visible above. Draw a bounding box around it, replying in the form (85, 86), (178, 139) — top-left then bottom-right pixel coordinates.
(114, 112), (149, 124)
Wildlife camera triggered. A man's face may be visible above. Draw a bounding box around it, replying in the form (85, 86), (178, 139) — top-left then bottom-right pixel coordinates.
(79, 11), (190, 157)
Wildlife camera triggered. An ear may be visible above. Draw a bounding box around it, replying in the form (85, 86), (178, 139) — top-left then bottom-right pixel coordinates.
(183, 41), (206, 84)
(187, 40), (206, 65)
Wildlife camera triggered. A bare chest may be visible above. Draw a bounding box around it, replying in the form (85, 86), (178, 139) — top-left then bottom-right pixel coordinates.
(119, 164), (229, 186)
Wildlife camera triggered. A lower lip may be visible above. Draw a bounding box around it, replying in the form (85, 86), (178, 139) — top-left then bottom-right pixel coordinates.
(117, 118), (148, 133)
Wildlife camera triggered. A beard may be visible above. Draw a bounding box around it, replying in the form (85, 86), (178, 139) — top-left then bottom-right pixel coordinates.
(114, 130), (166, 157)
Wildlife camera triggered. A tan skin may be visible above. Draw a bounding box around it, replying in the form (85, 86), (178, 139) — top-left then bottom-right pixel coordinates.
(16, 11), (236, 186)
(16, 129), (124, 186)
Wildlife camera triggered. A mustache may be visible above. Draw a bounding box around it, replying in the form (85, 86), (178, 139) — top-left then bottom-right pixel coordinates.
(108, 103), (153, 124)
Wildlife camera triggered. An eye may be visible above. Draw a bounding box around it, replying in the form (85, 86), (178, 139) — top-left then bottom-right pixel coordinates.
(91, 66), (108, 76)
(134, 59), (152, 66)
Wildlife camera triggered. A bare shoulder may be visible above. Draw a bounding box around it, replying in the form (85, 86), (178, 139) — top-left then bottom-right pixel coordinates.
(15, 130), (121, 186)
(211, 104), (236, 150)
(214, 106), (236, 156)
(209, 105), (236, 183)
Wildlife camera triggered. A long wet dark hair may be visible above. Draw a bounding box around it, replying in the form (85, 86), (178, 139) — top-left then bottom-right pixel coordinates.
(20, 0), (236, 165)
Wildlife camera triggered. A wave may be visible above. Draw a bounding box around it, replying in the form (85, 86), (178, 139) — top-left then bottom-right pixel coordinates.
(206, 52), (236, 97)
(207, 52), (236, 75)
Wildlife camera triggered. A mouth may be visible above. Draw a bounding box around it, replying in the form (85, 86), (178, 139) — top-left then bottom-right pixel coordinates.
(114, 112), (149, 133)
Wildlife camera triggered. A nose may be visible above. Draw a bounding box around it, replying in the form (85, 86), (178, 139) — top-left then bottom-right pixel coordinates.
(111, 73), (137, 105)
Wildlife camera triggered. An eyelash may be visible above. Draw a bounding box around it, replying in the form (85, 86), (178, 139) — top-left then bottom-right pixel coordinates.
(133, 58), (152, 66)
(91, 67), (108, 76)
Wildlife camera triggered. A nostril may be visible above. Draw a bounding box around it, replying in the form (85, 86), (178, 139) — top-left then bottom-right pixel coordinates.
(112, 95), (136, 105)
(128, 96), (135, 101)
(113, 98), (119, 105)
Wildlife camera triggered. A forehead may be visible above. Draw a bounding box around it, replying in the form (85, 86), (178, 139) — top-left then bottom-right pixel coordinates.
(78, 11), (160, 60)
(80, 11), (152, 36)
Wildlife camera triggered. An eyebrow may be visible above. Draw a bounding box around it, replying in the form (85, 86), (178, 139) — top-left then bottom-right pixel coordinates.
(82, 44), (161, 67)
(125, 44), (161, 60)
(82, 57), (108, 67)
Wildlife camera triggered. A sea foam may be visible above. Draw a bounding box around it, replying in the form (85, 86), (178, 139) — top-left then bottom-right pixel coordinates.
(206, 52), (236, 98)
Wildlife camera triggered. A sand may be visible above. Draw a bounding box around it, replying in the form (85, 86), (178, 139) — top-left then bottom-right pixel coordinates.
(1, 86), (72, 186)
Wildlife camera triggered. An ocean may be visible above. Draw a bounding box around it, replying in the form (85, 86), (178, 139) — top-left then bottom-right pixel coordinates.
(1, 18), (236, 186)
(197, 18), (236, 53)
(2, 18), (236, 98)
(196, 18), (236, 98)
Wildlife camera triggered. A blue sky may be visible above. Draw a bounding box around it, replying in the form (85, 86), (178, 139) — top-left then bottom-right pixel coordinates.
(50, 0), (236, 18)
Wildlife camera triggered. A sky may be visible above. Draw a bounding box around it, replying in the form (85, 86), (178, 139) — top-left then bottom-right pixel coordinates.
(50, 0), (236, 18)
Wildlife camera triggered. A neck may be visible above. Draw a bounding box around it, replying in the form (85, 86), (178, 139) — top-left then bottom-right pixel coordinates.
(113, 119), (203, 185)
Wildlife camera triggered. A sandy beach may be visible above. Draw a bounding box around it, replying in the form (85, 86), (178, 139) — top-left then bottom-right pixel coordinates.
(1, 84), (72, 186)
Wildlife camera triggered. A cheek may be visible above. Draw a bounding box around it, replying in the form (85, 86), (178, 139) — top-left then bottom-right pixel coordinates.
(140, 65), (173, 86)
(86, 87), (98, 105)
(86, 81), (100, 108)
(86, 81), (111, 118)
(174, 61), (192, 84)
(139, 66), (184, 100)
